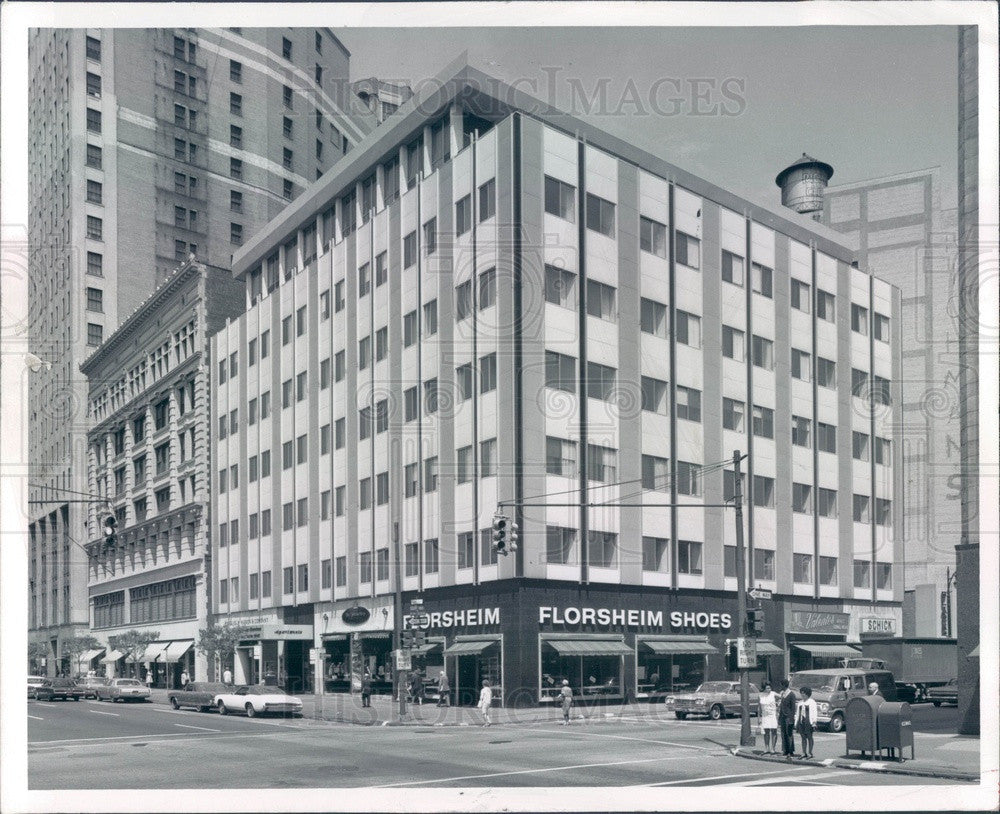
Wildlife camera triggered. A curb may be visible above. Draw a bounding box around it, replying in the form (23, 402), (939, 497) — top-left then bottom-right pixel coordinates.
(730, 746), (978, 783)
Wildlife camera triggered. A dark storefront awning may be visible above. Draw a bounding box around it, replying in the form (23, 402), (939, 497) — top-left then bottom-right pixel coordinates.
(410, 641), (443, 655)
(642, 638), (717, 655)
(793, 643), (861, 659)
(547, 638), (633, 657)
(754, 640), (786, 656)
(444, 638), (498, 655)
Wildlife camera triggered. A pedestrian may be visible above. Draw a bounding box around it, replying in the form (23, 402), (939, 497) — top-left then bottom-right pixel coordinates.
(361, 670), (372, 708)
(795, 686), (818, 760)
(868, 681), (881, 697)
(778, 679), (798, 758)
(145, 668), (154, 690)
(478, 679), (493, 727)
(409, 670), (423, 705)
(758, 681), (779, 754)
(223, 666), (233, 685)
(437, 670), (450, 707)
(180, 669), (189, 688)
(559, 679), (573, 725)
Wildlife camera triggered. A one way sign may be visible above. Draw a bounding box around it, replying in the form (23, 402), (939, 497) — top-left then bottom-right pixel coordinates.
(748, 587), (772, 601)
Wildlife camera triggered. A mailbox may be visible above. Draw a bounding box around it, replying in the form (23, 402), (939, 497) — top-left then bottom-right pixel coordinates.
(876, 701), (914, 760)
(845, 695), (883, 756)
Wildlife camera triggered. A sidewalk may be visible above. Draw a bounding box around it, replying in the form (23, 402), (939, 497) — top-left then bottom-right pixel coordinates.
(731, 731), (981, 782)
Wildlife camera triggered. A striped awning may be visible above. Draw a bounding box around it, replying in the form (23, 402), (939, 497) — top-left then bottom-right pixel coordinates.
(100, 650), (124, 664)
(444, 639), (499, 655)
(78, 648), (105, 663)
(792, 643), (861, 659)
(126, 643), (165, 663)
(547, 638), (633, 657)
(642, 638), (717, 655)
(162, 640), (193, 662)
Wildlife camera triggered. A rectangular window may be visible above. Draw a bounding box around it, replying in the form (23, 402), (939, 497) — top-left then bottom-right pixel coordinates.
(676, 461), (701, 496)
(87, 107), (101, 133)
(479, 268), (496, 310)
(359, 477), (372, 510)
(296, 433), (308, 464)
(456, 532), (474, 570)
(358, 336), (370, 370)
(816, 289), (836, 322)
(282, 379), (292, 409)
(751, 335), (774, 370)
(816, 357), (836, 388)
(230, 223), (243, 246)
(335, 418), (345, 449)
(639, 216), (667, 257)
(230, 157), (243, 180)
(359, 406), (371, 441)
(87, 216), (103, 241)
(754, 549), (776, 581)
(753, 475), (775, 508)
(722, 325), (745, 361)
(873, 375), (892, 406)
(817, 422), (837, 454)
(87, 144), (102, 169)
(791, 349), (811, 382)
(404, 387), (419, 422)
(874, 498), (892, 526)
(335, 351), (345, 382)
(852, 431), (870, 461)
(545, 350), (576, 392)
(456, 446), (473, 485)
(282, 441), (293, 470)
(676, 385), (701, 422)
(586, 531), (618, 569)
(480, 437), (497, 477)
(545, 266), (576, 309)
(404, 462), (419, 497)
(676, 310), (701, 348)
(283, 116), (293, 139)
(86, 286), (103, 312)
(544, 175), (575, 221)
(423, 300), (438, 336)
(283, 566), (294, 595)
(376, 548), (389, 581)
(677, 540), (703, 575)
(585, 193), (615, 237)
(455, 280), (473, 321)
(545, 436), (577, 477)
(586, 444), (617, 484)
(790, 279), (811, 313)
(335, 486), (345, 516)
(403, 231), (417, 268)
(876, 563), (892, 590)
(874, 313), (891, 342)
(86, 179), (103, 205)
(282, 36), (292, 59)
(819, 556), (838, 586)
(87, 323), (103, 346)
(722, 397), (745, 432)
(230, 92), (243, 116)
(585, 361), (616, 401)
(296, 305), (307, 337)
(455, 195), (472, 236)
(480, 353), (497, 393)
(424, 379), (438, 414)
(641, 454), (669, 492)
(722, 250), (744, 286)
(641, 376), (668, 415)
(752, 263), (773, 298)
(875, 437), (892, 466)
(817, 487), (837, 518)
(853, 494), (871, 523)
(86, 35), (101, 61)
(424, 457), (438, 492)
(586, 279), (617, 322)
(456, 363), (473, 401)
(851, 303), (869, 335)
(425, 539), (439, 573)
(792, 482), (812, 514)
(675, 231), (700, 269)
(853, 559), (871, 589)
(641, 536), (669, 572)
(545, 526), (576, 564)
(478, 178), (496, 221)
(793, 553), (813, 584)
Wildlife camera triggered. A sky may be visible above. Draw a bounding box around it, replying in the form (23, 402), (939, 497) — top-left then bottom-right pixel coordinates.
(337, 26), (959, 209)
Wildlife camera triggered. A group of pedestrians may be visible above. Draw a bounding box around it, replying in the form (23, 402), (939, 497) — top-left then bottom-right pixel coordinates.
(756, 678), (837, 759)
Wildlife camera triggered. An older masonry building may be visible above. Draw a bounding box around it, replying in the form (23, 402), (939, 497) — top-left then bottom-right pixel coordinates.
(81, 260), (245, 686)
(211, 58), (904, 705)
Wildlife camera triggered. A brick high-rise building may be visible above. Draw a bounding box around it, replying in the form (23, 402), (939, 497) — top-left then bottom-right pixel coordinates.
(27, 27), (366, 675)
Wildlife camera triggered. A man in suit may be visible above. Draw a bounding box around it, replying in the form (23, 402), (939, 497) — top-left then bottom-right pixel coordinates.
(777, 678), (798, 758)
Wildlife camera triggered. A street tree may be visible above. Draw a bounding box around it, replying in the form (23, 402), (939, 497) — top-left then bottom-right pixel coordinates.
(196, 621), (252, 681)
(28, 641), (48, 672)
(62, 634), (103, 677)
(109, 629), (161, 677)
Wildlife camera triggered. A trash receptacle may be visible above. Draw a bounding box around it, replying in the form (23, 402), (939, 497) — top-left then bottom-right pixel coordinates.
(845, 695), (882, 757)
(876, 701), (914, 761)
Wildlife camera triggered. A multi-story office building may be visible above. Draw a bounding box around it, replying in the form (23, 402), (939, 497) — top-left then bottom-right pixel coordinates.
(28, 27), (365, 674)
(80, 260), (244, 684)
(212, 57), (903, 705)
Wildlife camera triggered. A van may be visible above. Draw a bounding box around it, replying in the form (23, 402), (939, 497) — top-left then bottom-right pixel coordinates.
(788, 668), (896, 732)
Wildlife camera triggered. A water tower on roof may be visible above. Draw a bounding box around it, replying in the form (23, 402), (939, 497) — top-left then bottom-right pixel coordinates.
(775, 153), (834, 221)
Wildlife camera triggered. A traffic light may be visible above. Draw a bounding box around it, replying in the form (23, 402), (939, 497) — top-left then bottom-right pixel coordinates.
(726, 640), (739, 672)
(413, 629), (426, 648)
(746, 608), (765, 636)
(102, 515), (117, 547)
(402, 629), (415, 649)
(492, 514), (508, 555)
(508, 521), (519, 553)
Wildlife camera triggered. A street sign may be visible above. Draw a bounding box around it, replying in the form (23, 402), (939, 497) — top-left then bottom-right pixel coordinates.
(736, 637), (757, 669)
(409, 613), (431, 629)
(748, 587), (772, 601)
(394, 649), (412, 671)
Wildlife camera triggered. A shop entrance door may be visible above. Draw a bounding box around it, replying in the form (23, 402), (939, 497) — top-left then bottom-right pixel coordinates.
(457, 655), (478, 706)
(284, 641), (309, 694)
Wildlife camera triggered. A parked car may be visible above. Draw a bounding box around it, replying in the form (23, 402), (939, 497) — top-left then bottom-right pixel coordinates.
(926, 678), (958, 707)
(78, 676), (110, 699)
(34, 678), (85, 702)
(213, 685), (303, 718)
(95, 678), (151, 703)
(168, 682), (229, 712)
(788, 668), (897, 732)
(664, 681), (760, 720)
(27, 675), (46, 699)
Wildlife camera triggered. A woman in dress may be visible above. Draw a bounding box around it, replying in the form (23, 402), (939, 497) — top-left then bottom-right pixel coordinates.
(758, 681), (779, 753)
(795, 685), (819, 759)
(478, 679), (493, 727)
(559, 679), (574, 725)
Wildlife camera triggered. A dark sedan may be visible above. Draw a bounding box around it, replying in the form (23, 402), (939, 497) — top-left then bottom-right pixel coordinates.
(167, 682), (229, 712)
(34, 678), (85, 702)
(927, 679), (958, 707)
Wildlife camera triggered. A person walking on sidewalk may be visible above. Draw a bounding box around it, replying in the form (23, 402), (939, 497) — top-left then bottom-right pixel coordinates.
(559, 679), (574, 725)
(778, 679), (798, 758)
(758, 682), (779, 753)
(436, 670), (450, 707)
(795, 686), (818, 760)
(478, 679), (493, 727)
(360, 670), (372, 708)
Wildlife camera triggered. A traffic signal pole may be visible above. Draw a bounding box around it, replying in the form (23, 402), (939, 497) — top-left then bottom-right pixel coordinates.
(733, 450), (754, 747)
(392, 521), (406, 720)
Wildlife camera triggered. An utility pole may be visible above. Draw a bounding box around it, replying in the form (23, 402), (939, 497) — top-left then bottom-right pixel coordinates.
(733, 450), (754, 747)
(392, 521), (406, 720)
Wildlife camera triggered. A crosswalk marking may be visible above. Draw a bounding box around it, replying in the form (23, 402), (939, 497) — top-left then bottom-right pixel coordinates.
(173, 723), (221, 732)
(89, 710), (119, 717)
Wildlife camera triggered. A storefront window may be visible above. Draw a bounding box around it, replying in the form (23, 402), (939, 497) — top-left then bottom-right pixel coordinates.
(540, 643), (622, 700)
(636, 651), (706, 695)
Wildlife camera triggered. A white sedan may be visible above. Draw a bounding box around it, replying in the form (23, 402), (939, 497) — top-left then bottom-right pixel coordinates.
(213, 685), (303, 718)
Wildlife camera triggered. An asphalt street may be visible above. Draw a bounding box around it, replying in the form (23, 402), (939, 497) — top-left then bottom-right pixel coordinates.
(27, 697), (968, 789)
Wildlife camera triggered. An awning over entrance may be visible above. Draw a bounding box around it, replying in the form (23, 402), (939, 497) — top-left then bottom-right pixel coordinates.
(444, 638), (498, 655)
(78, 648), (105, 663)
(410, 641), (443, 655)
(162, 640), (193, 662)
(641, 638), (717, 655)
(547, 638), (633, 657)
(792, 643), (861, 659)
(100, 650), (124, 664)
(127, 643), (165, 663)
(754, 640), (786, 656)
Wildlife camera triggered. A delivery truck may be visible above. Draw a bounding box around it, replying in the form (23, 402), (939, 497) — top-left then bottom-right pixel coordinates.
(847, 638), (957, 703)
